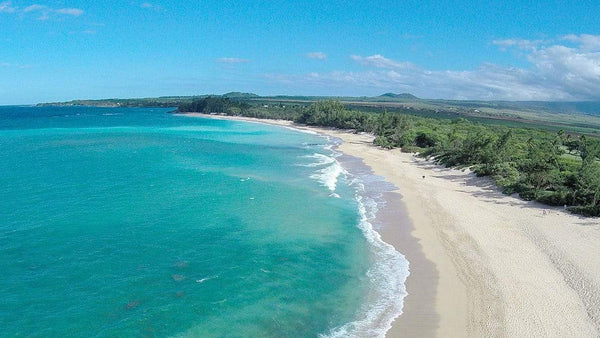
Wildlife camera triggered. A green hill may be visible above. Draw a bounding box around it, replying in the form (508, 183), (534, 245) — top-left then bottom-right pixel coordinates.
(379, 93), (419, 99)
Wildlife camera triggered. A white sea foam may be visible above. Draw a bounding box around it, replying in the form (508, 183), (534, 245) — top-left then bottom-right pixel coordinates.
(321, 182), (410, 338)
(279, 125), (319, 135)
(300, 147), (346, 193)
(195, 275), (219, 284)
(310, 160), (345, 192)
(298, 153), (336, 167)
(300, 133), (410, 336)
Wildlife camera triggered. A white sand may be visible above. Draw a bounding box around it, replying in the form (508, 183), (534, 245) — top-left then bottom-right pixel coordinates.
(182, 114), (600, 337)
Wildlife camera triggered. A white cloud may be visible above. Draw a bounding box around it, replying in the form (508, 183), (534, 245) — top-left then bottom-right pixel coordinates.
(23, 4), (46, 12)
(350, 54), (415, 70)
(0, 62), (33, 69)
(492, 38), (546, 51)
(561, 34), (600, 51)
(306, 52), (327, 60)
(140, 2), (161, 10)
(0, 1), (15, 13)
(217, 57), (252, 64)
(267, 35), (600, 101)
(55, 8), (84, 16)
(2, 3), (84, 18)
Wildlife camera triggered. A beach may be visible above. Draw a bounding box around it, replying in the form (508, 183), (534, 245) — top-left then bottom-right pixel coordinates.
(186, 113), (600, 337)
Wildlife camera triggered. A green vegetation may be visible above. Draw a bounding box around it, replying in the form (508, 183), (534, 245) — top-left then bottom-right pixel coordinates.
(178, 98), (600, 217)
(178, 97), (249, 114)
(40, 93), (600, 136)
(178, 96), (305, 120)
(37, 96), (202, 108)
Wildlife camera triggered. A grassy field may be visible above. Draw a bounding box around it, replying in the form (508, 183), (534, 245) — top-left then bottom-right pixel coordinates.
(249, 96), (600, 136)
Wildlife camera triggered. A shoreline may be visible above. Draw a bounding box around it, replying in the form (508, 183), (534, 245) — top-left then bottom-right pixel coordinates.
(180, 113), (600, 337)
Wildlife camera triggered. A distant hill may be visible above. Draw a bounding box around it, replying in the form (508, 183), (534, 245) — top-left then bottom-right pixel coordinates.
(378, 93), (419, 99)
(222, 92), (259, 98)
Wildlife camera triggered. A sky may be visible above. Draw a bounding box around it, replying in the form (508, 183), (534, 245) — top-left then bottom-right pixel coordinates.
(1, 0), (600, 104)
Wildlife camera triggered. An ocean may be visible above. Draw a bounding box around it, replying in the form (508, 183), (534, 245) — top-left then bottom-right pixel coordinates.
(0, 106), (408, 337)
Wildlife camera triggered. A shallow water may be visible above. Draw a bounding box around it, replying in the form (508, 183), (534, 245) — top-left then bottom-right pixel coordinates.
(0, 106), (407, 337)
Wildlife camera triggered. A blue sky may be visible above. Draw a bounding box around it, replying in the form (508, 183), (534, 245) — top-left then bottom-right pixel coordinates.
(1, 0), (600, 104)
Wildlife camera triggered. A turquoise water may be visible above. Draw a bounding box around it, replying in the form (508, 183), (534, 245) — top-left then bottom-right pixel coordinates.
(0, 106), (407, 337)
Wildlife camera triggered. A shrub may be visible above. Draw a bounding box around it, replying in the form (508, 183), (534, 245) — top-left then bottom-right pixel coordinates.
(536, 190), (571, 206)
(374, 136), (394, 149)
(570, 205), (600, 217)
(401, 145), (422, 153)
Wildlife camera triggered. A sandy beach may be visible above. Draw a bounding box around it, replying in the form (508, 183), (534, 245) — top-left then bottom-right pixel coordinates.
(183, 114), (600, 337)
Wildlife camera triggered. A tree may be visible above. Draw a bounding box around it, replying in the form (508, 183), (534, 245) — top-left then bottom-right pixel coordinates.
(579, 135), (600, 169)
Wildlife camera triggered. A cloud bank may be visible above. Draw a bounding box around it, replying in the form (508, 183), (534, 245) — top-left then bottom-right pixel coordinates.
(0, 2), (84, 19)
(271, 35), (600, 101)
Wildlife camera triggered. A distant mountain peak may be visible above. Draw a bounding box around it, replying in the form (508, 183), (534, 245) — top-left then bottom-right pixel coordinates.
(222, 92), (259, 98)
(379, 93), (418, 99)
